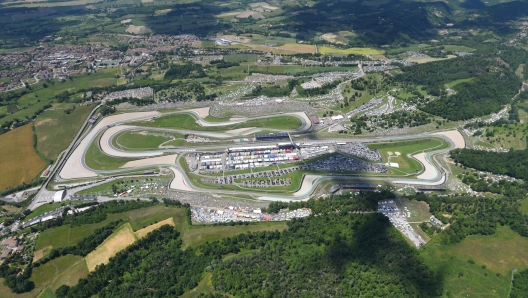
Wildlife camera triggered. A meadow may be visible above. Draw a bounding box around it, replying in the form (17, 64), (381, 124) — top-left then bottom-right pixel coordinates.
(420, 226), (528, 297)
(34, 104), (96, 160)
(0, 124), (46, 191)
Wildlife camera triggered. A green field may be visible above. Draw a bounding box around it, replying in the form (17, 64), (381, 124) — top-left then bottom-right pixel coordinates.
(520, 198), (528, 215)
(447, 78), (474, 88)
(133, 113), (302, 131)
(442, 45), (476, 52)
(35, 104), (96, 160)
(0, 124), (46, 192)
(35, 205), (187, 253)
(223, 53), (258, 63)
(421, 226), (528, 297)
(183, 222), (288, 248)
(398, 198), (432, 222)
(25, 203), (63, 222)
(368, 138), (449, 175)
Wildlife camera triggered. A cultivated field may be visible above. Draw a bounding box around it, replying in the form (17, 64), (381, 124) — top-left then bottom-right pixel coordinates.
(85, 223), (137, 271)
(278, 43), (315, 54)
(0, 124), (46, 191)
(134, 217), (175, 238)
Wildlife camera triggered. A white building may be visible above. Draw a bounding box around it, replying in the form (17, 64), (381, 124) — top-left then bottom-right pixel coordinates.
(53, 190), (66, 202)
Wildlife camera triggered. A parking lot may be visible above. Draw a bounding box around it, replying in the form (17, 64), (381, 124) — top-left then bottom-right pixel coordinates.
(304, 155), (387, 173)
(377, 200), (425, 248)
(191, 206), (311, 223)
(336, 142), (382, 161)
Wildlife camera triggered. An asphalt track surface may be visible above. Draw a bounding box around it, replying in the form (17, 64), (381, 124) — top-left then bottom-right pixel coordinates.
(59, 109), (464, 201)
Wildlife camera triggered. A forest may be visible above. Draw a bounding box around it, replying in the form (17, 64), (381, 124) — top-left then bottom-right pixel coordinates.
(394, 52), (523, 120)
(451, 148), (528, 181)
(511, 269), (528, 298)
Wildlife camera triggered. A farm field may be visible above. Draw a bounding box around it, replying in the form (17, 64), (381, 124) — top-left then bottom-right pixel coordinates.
(134, 217), (175, 238)
(34, 104), (96, 160)
(0, 124), (46, 191)
(278, 43), (315, 53)
(318, 46), (382, 55)
(85, 223), (137, 271)
(421, 226), (528, 297)
(368, 138), (449, 175)
(34, 205), (187, 253)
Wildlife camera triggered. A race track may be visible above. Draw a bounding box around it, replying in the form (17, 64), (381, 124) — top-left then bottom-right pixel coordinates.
(59, 108), (464, 200)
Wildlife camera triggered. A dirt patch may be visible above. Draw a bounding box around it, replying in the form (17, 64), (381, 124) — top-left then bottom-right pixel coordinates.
(134, 218), (175, 239)
(249, 2), (278, 10)
(120, 19), (131, 24)
(33, 249), (44, 262)
(34, 117), (57, 127)
(126, 25), (151, 35)
(236, 11), (265, 19)
(85, 223), (137, 272)
(216, 34), (251, 43)
(320, 33), (345, 45)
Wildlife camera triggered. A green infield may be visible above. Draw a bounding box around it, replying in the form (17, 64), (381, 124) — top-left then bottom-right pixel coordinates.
(84, 133), (135, 170)
(420, 225), (528, 297)
(368, 138), (449, 175)
(113, 131), (184, 150)
(132, 113), (302, 131)
(35, 104), (96, 160)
